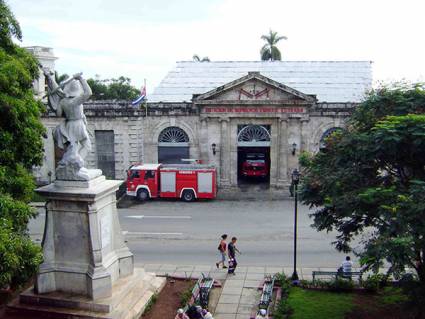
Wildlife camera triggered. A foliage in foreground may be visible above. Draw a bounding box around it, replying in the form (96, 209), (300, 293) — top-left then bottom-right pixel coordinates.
(0, 0), (44, 289)
(299, 83), (425, 298)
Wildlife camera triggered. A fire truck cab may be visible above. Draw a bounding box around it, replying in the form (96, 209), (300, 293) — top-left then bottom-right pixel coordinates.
(240, 153), (269, 178)
(126, 164), (217, 202)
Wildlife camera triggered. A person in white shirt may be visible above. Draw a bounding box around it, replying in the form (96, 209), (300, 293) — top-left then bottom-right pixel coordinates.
(341, 256), (353, 273)
(255, 309), (268, 319)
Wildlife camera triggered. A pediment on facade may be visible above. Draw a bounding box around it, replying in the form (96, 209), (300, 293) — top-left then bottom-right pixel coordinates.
(193, 72), (316, 104)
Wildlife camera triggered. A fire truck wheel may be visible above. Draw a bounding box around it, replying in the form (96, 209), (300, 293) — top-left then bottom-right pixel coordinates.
(181, 190), (195, 202)
(137, 189), (149, 201)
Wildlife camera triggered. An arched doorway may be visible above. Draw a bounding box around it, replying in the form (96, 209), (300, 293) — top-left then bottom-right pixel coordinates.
(320, 127), (343, 150)
(158, 127), (189, 163)
(237, 124), (271, 185)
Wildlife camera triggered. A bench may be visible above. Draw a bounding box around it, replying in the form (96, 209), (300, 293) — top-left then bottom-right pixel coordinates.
(259, 275), (275, 309)
(183, 273), (215, 311)
(312, 271), (363, 284)
(250, 275), (276, 318)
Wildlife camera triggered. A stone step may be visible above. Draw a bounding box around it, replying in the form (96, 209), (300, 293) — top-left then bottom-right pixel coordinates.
(7, 269), (166, 319)
(113, 275), (166, 319)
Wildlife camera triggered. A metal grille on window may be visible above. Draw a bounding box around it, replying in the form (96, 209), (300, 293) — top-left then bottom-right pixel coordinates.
(158, 126), (189, 144)
(95, 130), (115, 179)
(237, 125), (271, 147)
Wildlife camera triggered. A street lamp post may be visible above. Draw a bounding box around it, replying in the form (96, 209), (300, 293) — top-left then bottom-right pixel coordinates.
(291, 169), (300, 282)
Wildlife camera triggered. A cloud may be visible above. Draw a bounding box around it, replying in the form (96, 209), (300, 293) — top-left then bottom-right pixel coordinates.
(9, 0), (425, 90)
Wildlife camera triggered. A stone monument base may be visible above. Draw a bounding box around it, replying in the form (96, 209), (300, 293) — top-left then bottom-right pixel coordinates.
(7, 268), (166, 319)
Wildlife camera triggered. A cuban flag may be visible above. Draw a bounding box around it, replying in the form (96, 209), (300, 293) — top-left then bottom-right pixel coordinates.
(132, 82), (146, 106)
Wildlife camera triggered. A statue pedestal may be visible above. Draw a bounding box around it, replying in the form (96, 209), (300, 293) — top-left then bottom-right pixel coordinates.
(8, 175), (165, 318)
(36, 176), (132, 299)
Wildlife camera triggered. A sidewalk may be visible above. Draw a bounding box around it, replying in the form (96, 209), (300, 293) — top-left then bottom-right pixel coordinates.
(142, 263), (363, 319)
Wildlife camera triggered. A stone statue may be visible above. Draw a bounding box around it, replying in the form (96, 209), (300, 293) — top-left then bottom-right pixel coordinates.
(43, 69), (101, 181)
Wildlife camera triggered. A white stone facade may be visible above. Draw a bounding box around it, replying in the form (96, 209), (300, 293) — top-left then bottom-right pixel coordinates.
(36, 83), (360, 189)
(30, 49), (371, 189)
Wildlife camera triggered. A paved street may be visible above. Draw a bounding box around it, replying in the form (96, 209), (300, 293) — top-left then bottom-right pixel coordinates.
(29, 199), (359, 268)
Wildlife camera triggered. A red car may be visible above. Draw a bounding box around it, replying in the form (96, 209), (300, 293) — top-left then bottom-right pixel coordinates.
(241, 153), (268, 178)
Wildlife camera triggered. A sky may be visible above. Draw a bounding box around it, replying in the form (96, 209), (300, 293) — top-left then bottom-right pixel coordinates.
(8, 0), (425, 93)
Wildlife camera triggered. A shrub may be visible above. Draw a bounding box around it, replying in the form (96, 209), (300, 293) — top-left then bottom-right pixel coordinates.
(0, 222), (42, 289)
(327, 278), (355, 291)
(273, 298), (293, 319)
(275, 272), (292, 296)
(362, 273), (388, 293)
(298, 279), (310, 288)
(398, 275), (425, 316)
(180, 286), (194, 307)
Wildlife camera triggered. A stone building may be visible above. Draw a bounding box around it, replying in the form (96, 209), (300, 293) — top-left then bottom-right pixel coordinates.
(32, 48), (372, 189)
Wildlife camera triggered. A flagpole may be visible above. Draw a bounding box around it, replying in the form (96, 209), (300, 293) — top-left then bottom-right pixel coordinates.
(144, 78), (147, 118)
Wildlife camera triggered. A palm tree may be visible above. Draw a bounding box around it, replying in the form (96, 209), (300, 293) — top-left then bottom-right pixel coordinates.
(260, 29), (287, 61)
(193, 54), (210, 62)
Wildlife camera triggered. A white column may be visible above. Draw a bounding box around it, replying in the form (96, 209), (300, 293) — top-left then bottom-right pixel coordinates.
(269, 119), (279, 187)
(278, 118), (289, 185)
(220, 118), (230, 186)
(300, 116), (310, 152)
(199, 119), (209, 163)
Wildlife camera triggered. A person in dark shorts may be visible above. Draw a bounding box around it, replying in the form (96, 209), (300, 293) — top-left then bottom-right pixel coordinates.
(186, 305), (202, 319)
(216, 234), (228, 269)
(227, 237), (241, 275)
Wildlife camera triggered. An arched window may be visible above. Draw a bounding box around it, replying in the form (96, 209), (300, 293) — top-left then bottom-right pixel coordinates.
(237, 125), (271, 147)
(320, 127), (343, 149)
(158, 127), (189, 163)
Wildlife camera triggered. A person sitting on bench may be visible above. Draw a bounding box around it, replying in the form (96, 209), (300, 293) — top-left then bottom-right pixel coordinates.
(175, 308), (190, 319)
(338, 256), (353, 276)
(256, 309), (268, 319)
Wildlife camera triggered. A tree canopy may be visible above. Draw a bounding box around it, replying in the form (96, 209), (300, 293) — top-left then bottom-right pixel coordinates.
(0, 0), (43, 288)
(260, 29), (287, 61)
(299, 84), (425, 291)
(87, 76), (140, 100)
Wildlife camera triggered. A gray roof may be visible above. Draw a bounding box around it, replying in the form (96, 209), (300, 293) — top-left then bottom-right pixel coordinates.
(149, 61), (372, 103)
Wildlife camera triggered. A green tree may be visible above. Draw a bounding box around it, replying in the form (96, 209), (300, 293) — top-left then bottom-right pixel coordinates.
(0, 0), (44, 289)
(260, 29), (287, 61)
(87, 76), (139, 100)
(299, 84), (425, 293)
(192, 54), (210, 62)
(87, 78), (108, 100)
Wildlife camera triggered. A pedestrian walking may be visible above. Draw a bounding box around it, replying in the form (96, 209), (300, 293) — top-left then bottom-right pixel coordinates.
(216, 234), (228, 269)
(227, 237), (241, 275)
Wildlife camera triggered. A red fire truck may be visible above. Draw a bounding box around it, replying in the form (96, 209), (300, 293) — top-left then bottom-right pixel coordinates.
(126, 164), (217, 202)
(240, 153), (269, 178)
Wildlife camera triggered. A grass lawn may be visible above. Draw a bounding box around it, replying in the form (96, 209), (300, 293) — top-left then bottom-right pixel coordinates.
(287, 287), (354, 319)
(286, 286), (408, 319)
(378, 287), (408, 305)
